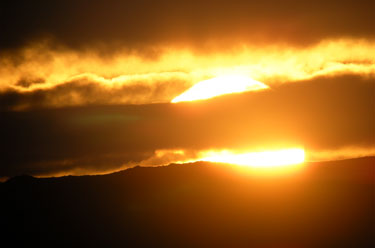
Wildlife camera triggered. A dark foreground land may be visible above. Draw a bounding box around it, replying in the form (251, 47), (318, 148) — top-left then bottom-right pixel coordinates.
(1, 157), (374, 248)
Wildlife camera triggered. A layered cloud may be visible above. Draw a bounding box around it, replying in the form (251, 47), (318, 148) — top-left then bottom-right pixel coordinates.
(1, 39), (374, 110)
(1, 74), (373, 177)
(0, 72), (192, 110)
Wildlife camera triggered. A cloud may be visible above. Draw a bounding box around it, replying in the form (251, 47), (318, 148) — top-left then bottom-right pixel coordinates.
(307, 147), (375, 161)
(137, 147), (375, 168)
(0, 73), (192, 110)
(0, 39), (374, 110)
(1, 73), (373, 178)
(1, 0), (374, 53)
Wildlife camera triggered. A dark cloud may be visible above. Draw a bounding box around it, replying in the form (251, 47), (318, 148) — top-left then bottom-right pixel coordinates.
(0, 105), (155, 177)
(0, 73), (373, 177)
(1, 0), (374, 53)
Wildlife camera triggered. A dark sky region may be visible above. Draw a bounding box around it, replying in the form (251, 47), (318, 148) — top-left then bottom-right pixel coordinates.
(1, 0), (374, 51)
(0, 0), (374, 178)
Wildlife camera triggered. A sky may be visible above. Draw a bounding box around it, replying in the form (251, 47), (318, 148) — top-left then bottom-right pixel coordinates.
(1, 0), (374, 178)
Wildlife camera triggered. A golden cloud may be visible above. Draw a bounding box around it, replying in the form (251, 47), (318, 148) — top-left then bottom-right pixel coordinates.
(0, 39), (374, 109)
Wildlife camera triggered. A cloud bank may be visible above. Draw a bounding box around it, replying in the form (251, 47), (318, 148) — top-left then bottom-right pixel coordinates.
(1, 74), (373, 177)
(1, 40), (374, 110)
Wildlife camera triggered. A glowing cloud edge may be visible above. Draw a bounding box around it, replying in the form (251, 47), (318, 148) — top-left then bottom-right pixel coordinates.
(171, 75), (269, 103)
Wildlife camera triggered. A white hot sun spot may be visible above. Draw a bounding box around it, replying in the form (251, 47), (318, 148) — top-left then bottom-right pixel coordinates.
(171, 75), (268, 103)
(200, 148), (306, 168)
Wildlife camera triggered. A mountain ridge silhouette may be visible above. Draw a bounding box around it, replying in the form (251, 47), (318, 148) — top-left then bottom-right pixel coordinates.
(1, 157), (374, 247)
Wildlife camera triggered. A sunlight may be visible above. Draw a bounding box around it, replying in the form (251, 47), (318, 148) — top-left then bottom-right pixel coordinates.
(200, 148), (305, 170)
(171, 75), (268, 103)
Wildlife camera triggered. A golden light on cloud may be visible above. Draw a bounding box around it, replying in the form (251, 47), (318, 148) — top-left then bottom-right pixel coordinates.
(137, 148), (306, 175)
(1, 39), (374, 110)
(136, 146), (375, 174)
(1, 39), (374, 95)
(171, 75), (268, 103)
(200, 148), (305, 168)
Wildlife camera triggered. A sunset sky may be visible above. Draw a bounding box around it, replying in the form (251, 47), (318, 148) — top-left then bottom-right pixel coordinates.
(1, 0), (374, 179)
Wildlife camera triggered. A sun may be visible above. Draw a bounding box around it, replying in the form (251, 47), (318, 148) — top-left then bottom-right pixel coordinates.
(171, 75), (268, 103)
(199, 148), (306, 173)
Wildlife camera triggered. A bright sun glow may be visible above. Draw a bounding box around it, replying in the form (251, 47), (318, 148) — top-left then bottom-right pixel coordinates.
(171, 75), (268, 103)
(200, 148), (305, 169)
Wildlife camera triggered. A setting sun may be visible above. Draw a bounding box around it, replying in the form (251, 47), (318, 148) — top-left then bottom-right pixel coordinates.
(171, 75), (268, 103)
(200, 148), (305, 169)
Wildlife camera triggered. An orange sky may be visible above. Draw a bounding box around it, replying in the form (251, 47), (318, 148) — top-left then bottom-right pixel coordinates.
(0, 0), (374, 178)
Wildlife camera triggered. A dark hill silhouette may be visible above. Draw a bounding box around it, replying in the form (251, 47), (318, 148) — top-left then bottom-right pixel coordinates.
(1, 157), (374, 248)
